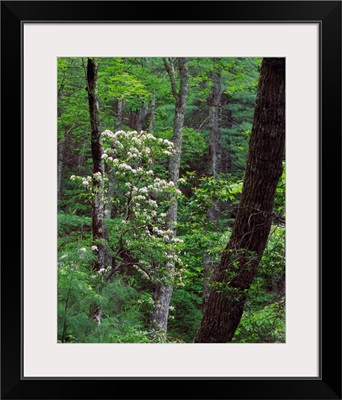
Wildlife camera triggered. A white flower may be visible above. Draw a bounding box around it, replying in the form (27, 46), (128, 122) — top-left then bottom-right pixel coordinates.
(125, 182), (131, 187)
(91, 245), (98, 251)
(82, 181), (89, 186)
(118, 163), (132, 171)
(164, 150), (172, 156)
(59, 254), (68, 260)
(172, 237), (184, 243)
(70, 175), (76, 180)
(102, 129), (114, 137)
(101, 153), (108, 159)
(79, 247), (87, 252)
(169, 306), (175, 311)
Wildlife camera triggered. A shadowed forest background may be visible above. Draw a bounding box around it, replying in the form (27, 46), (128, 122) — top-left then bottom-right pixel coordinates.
(57, 57), (285, 343)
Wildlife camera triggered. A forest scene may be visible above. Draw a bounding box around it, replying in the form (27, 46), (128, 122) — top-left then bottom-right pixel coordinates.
(57, 57), (285, 344)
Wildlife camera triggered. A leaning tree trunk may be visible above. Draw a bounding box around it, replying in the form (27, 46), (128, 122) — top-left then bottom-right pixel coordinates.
(203, 63), (223, 306)
(151, 58), (189, 334)
(87, 58), (105, 272)
(195, 57), (285, 343)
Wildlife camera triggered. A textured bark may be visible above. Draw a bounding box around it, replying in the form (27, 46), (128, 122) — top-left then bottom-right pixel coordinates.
(203, 65), (223, 305)
(136, 103), (149, 133)
(151, 58), (189, 333)
(87, 58), (105, 272)
(115, 98), (125, 132)
(195, 58), (285, 343)
(57, 137), (65, 209)
(149, 94), (156, 133)
(208, 66), (222, 180)
(151, 285), (173, 333)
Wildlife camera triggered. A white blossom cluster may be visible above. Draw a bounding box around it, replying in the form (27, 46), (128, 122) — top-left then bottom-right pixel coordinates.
(70, 129), (186, 288)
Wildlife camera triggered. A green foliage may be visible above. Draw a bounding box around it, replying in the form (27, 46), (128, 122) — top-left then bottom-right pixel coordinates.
(57, 56), (285, 343)
(232, 301), (285, 343)
(231, 226), (285, 343)
(167, 289), (202, 342)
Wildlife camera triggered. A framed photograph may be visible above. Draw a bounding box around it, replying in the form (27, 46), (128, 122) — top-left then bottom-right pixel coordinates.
(1, 1), (341, 398)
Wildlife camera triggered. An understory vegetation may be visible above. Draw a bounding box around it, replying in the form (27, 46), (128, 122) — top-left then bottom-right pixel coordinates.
(58, 57), (285, 343)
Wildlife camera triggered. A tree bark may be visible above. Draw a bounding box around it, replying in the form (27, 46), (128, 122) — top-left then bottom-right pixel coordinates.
(87, 58), (105, 271)
(203, 63), (223, 305)
(208, 65), (222, 180)
(136, 103), (149, 133)
(195, 58), (285, 343)
(57, 137), (65, 209)
(151, 58), (189, 334)
(149, 94), (156, 133)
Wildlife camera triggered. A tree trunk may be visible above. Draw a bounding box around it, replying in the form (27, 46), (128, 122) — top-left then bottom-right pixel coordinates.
(203, 64), (223, 305)
(208, 65), (222, 180)
(149, 94), (156, 133)
(87, 58), (105, 272)
(151, 58), (189, 334)
(136, 103), (149, 133)
(115, 98), (125, 132)
(57, 137), (65, 209)
(195, 58), (285, 343)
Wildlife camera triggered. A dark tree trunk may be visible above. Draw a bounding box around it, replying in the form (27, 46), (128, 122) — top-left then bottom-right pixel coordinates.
(203, 64), (223, 305)
(87, 58), (105, 272)
(195, 58), (285, 343)
(151, 58), (189, 334)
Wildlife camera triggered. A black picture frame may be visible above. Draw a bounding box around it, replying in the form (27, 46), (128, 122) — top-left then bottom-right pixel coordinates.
(1, 1), (341, 399)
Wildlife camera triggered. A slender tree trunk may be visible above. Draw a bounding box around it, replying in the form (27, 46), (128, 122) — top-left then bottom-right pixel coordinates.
(87, 58), (105, 272)
(195, 58), (285, 343)
(136, 103), (149, 133)
(149, 94), (156, 133)
(57, 137), (65, 209)
(203, 64), (223, 305)
(115, 98), (125, 132)
(208, 66), (222, 180)
(151, 58), (189, 334)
